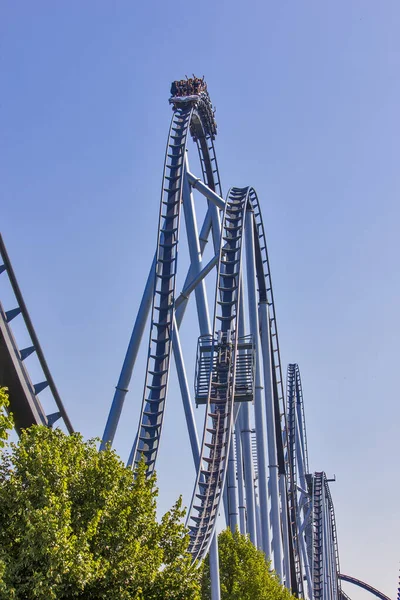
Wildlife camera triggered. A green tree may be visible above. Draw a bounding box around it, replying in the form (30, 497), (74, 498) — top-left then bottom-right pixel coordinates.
(0, 388), (13, 449)
(201, 528), (296, 600)
(0, 426), (201, 600)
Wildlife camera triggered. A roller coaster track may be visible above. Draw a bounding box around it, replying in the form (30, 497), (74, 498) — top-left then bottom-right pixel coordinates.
(103, 80), (371, 595)
(339, 574), (391, 600)
(312, 472), (325, 600)
(186, 182), (294, 562)
(287, 363), (314, 598)
(1, 77), (395, 600)
(287, 363), (305, 595)
(119, 81), (290, 567)
(0, 234), (73, 434)
(99, 79), (393, 598)
(310, 472), (343, 600)
(130, 92), (220, 475)
(286, 365), (392, 600)
(187, 187), (249, 559)
(326, 482), (341, 600)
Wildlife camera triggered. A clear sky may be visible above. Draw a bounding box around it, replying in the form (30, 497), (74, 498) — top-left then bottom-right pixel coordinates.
(1, 2), (399, 599)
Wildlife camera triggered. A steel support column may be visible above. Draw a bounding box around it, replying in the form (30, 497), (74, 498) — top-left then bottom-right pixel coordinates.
(187, 170), (225, 209)
(226, 431), (239, 531)
(323, 494), (331, 600)
(294, 417), (312, 593)
(258, 300), (284, 577)
(210, 535), (221, 600)
(175, 254), (219, 311)
(100, 253), (156, 450)
(245, 211), (271, 556)
(175, 207), (212, 327)
(182, 158), (211, 332)
(172, 315), (200, 465)
(299, 517), (313, 598)
(238, 285), (257, 544)
(183, 158), (220, 600)
(235, 419), (246, 534)
(279, 475), (291, 589)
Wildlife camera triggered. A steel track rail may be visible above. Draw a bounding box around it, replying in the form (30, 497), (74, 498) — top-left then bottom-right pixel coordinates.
(250, 189), (292, 575)
(187, 187), (288, 563)
(325, 481), (342, 598)
(338, 574), (391, 600)
(130, 81), (288, 568)
(131, 93), (220, 475)
(250, 192), (286, 448)
(312, 472), (324, 600)
(196, 134), (222, 198)
(0, 234), (73, 434)
(295, 363), (309, 473)
(187, 187), (249, 561)
(286, 364), (304, 595)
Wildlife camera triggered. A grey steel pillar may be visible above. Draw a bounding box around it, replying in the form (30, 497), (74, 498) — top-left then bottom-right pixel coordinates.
(258, 299), (284, 577)
(256, 498), (262, 548)
(244, 211), (271, 556)
(172, 315), (200, 465)
(182, 162), (220, 600)
(235, 418), (246, 534)
(210, 534), (221, 600)
(237, 289), (257, 545)
(279, 475), (291, 589)
(100, 254), (156, 450)
(182, 156), (211, 333)
(226, 434), (239, 530)
(323, 492), (331, 600)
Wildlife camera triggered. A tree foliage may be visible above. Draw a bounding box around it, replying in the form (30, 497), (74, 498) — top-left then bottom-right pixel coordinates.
(0, 388), (13, 448)
(201, 528), (296, 600)
(0, 426), (201, 600)
(0, 392), (297, 600)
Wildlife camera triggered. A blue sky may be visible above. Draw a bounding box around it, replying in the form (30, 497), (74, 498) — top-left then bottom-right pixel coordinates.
(1, 2), (399, 598)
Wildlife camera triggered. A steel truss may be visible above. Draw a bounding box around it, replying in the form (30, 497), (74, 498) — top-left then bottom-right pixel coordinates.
(101, 81), (290, 599)
(0, 79), (391, 600)
(100, 81), (392, 600)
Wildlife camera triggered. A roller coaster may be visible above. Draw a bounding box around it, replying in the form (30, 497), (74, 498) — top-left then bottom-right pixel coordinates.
(0, 78), (393, 600)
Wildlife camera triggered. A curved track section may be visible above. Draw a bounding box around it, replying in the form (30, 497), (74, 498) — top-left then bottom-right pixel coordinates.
(187, 187), (288, 562)
(339, 574), (391, 600)
(187, 187), (249, 560)
(250, 189), (287, 469)
(131, 91), (219, 475)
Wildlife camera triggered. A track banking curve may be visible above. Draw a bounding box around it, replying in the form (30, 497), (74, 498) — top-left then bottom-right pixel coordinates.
(186, 185), (289, 561)
(339, 574), (391, 600)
